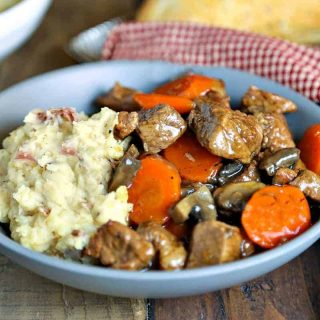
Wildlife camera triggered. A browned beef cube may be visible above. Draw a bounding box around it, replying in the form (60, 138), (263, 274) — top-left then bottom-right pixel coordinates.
(241, 86), (297, 114)
(187, 220), (242, 268)
(96, 82), (141, 112)
(255, 112), (295, 153)
(188, 96), (263, 163)
(115, 111), (139, 139)
(138, 222), (187, 270)
(290, 169), (320, 201)
(137, 104), (187, 154)
(85, 221), (155, 270)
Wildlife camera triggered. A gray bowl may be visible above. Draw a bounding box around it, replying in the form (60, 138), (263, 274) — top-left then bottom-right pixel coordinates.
(0, 61), (319, 298)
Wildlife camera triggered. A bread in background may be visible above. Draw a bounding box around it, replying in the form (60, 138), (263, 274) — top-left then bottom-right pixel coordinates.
(136, 0), (320, 44)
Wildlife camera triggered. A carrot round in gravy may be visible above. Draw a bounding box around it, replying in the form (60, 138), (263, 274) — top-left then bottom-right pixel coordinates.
(298, 124), (320, 175)
(154, 74), (225, 99)
(128, 155), (181, 224)
(133, 93), (194, 114)
(163, 131), (222, 183)
(241, 185), (311, 249)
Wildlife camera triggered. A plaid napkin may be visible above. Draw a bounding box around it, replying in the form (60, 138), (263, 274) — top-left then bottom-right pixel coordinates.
(102, 22), (320, 103)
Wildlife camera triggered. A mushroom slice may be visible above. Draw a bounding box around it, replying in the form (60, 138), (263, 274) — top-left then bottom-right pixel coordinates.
(171, 186), (216, 224)
(217, 161), (245, 186)
(214, 182), (265, 219)
(259, 147), (300, 176)
(180, 182), (215, 198)
(187, 220), (243, 268)
(123, 144), (140, 159)
(109, 150), (141, 192)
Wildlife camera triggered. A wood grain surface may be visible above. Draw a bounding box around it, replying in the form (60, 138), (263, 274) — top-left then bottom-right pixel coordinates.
(0, 1), (319, 319)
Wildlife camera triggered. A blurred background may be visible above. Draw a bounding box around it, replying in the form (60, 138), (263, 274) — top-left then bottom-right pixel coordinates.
(1, 0), (320, 88)
(137, 0), (320, 44)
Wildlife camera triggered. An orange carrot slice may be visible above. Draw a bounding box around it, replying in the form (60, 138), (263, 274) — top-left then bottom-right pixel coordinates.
(163, 131), (222, 183)
(154, 74), (225, 99)
(128, 155), (181, 224)
(133, 93), (194, 114)
(241, 185), (311, 249)
(298, 124), (320, 175)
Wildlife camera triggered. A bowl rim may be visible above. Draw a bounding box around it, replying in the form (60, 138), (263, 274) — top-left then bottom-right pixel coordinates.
(0, 60), (319, 281)
(1, 222), (319, 280)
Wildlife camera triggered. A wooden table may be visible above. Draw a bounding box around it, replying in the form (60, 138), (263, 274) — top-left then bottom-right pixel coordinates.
(0, 1), (319, 319)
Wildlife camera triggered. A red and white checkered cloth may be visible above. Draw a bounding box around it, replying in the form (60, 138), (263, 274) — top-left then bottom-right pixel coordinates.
(102, 22), (320, 102)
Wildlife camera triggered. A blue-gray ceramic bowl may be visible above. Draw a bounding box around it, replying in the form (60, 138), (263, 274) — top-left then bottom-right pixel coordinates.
(0, 61), (319, 298)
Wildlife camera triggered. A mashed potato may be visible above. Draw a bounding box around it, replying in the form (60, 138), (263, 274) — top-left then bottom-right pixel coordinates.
(0, 107), (132, 255)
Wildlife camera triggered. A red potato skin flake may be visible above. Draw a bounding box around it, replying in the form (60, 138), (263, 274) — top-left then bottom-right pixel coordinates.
(51, 108), (78, 122)
(61, 145), (77, 156)
(37, 108), (78, 123)
(15, 151), (36, 162)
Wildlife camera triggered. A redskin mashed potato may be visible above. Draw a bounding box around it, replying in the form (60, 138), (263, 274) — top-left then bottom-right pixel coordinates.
(0, 107), (132, 254)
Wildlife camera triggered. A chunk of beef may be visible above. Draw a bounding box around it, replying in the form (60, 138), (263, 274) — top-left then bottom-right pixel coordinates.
(115, 111), (139, 139)
(290, 170), (320, 201)
(255, 112), (295, 153)
(241, 86), (297, 114)
(272, 168), (298, 185)
(137, 104), (187, 154)
(138, 222), (187, 270)
(96, 82), (141, 112)
(232, 160), (260, 183)
(203, 90), (231, 109)
(85, 221), (155, 270)
(187, 220), (243, 268)
(188, 96), (263, 163)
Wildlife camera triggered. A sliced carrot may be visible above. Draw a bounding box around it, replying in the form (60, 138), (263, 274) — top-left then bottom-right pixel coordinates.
(298, 124), (320, 175)
(133, 93), (194, 114)
(128, 155), (181, 224)
(154, 74), (225, 99)
(163, 131), (222, 183)
(241, 185), (311, 249)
